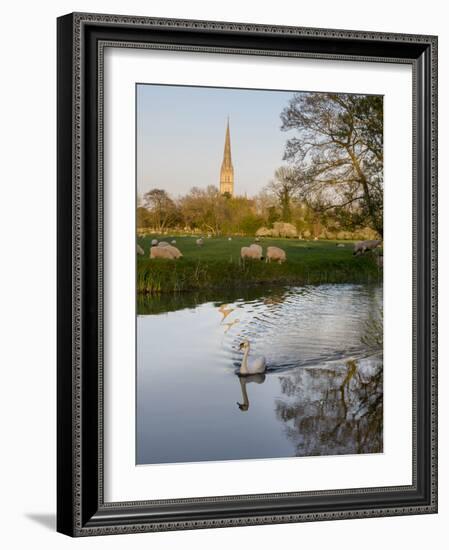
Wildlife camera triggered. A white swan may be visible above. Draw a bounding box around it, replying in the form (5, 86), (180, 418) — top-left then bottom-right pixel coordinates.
(239, 340), (266, 375)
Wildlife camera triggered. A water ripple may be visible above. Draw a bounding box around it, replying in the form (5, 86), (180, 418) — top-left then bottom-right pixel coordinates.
(218, 284), (382, 372)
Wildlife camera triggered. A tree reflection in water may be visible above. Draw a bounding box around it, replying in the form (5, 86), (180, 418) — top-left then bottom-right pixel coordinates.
(275, 357), (383, 456)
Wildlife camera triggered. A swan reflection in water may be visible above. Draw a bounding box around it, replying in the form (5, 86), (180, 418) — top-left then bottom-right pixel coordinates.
(236, 373), (266, 412)
(222, 318), (239, 334)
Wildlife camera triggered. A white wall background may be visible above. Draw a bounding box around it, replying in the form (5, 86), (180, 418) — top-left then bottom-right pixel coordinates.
(0, 1), (446, 548)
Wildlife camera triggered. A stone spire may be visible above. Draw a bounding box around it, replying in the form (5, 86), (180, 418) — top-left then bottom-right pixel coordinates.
(220, 118), (234, 196)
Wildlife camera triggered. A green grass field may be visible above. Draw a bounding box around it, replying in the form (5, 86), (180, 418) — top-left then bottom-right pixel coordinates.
(137, 235), (382, 293)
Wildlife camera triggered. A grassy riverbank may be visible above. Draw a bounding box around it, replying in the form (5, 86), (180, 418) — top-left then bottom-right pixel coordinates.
(137, 235), (381, 294)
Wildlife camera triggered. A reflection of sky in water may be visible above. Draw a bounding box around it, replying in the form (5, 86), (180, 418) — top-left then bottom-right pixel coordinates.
(137, 284), (383, 465)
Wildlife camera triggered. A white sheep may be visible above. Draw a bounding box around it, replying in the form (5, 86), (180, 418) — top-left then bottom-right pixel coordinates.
(171, 240), (176, 244)
(196, 238), (204, 246)
(151, 239), (158, 246)
(249, 244), (263, 257)
(158, 241), (170, 247)
(364, 239), (382, 252)
(228, 237), (232, 241)
(353, 241), (365, 255)
(266, 246), (286, 264)
(150, 246), (176, 260)
(353, 239), (382, 256)
(156, 243), (182, 260)
(336, 243), (345, 248)
(241, 246), (262, 261)
(163, 244), (183, 259)
(137, 244), (145, 256)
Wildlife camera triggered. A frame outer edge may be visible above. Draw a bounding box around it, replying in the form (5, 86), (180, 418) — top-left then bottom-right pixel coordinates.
(59, 12), (438, 536)
(57, 13), (77, 537)
(430, 35), (438, 513)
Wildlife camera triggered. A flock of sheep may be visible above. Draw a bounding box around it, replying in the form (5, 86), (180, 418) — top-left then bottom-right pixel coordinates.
(137, 237), (288, 263)
(137, 237), (382, 265)
(240, 243), (286, 263)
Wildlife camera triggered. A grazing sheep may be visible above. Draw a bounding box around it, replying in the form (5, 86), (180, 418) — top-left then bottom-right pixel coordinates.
(196, 238), (204, 246)
(353, 239), (382, 256)
(137, 244), (145, 256)
(163, 244), (183, 259)
(364, 239), (382, 252)
(266, 246), (286, 264)
(241, 246), (263, 261)
(151, 239), (158, 246)
(228, 237), (232, 241)
(353, 241), (365, 255)
(249, 244), (263, 257)
(207, 234), (212, 239)
(150, 246), (176, 260)
(171, 240), (176, 244)
(336, 243), (345, 248)
(158, 241), (170, 247)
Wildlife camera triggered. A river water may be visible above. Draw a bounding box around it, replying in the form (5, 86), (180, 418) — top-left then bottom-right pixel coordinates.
(137, 283), (383, 464)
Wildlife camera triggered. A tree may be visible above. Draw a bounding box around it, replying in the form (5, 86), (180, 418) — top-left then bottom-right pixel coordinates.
(178, 186), (227, 235)
(142, 188), (177, 231)
(224, 196), (259, 235)
(267, 166), (299, 223)
(136, 206), (152, 228)
(281, 93), (383, 236)
(267, 206), (280, 227)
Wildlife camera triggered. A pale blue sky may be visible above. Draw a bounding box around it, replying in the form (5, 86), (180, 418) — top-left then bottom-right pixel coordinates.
(136, 84), (297, 198)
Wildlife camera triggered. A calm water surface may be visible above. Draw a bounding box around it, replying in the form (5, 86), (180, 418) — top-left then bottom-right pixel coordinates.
(137, 284), (383, 464)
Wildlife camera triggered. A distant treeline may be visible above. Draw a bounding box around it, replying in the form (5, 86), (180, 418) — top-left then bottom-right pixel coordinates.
(137, 185), (378, 240)
(138, 91), (383, 241)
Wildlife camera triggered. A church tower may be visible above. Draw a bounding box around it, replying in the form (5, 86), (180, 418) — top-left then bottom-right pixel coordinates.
(220, 118), (234, 196)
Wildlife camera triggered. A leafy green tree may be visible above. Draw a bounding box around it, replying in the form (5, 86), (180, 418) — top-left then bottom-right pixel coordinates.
(267, 206), (280, 227)
(239, 214), (265, 235)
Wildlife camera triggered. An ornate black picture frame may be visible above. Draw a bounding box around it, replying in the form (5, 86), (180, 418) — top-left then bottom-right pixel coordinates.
(57, 12), (438, 536)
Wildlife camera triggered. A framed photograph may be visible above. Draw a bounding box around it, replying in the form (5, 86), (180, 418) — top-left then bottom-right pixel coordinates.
(57, 12), (438, 536)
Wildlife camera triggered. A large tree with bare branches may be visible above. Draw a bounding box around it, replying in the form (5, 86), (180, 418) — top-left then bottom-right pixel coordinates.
(281, 93), (383, 236)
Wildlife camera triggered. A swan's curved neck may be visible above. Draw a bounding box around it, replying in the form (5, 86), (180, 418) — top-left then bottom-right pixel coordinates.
(240, 344), (250, 375)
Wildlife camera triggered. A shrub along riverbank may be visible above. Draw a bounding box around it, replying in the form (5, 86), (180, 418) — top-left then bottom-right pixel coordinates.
(136, 236), (382, 294)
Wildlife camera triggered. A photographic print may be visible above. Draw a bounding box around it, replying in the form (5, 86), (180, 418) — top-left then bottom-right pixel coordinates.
(136, 84), (384, 465)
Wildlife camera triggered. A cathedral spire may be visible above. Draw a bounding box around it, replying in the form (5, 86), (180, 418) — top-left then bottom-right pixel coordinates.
(220, 118), (234, 196)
